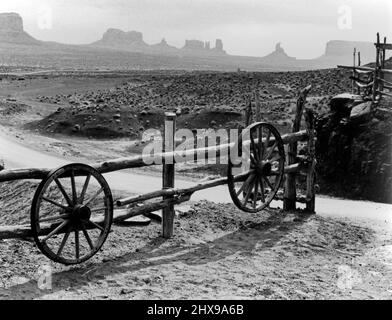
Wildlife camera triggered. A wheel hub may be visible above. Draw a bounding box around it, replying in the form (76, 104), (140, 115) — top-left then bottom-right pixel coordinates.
(71, 205), (91, 224)
(256, 161), (272, 176)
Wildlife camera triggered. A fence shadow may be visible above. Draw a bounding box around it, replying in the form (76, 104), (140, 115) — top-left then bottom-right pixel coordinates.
(2, 212), (314, 299)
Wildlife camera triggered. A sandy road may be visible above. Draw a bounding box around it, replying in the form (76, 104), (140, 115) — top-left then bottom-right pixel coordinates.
(1, 128), (391, 224)
(0, 128), (229, 202)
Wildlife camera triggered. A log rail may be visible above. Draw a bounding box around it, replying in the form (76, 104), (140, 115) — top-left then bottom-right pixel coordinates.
(0, 87), (316, 240)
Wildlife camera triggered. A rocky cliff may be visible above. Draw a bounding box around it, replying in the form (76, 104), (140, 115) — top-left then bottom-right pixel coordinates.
(318, 40), (385, 66)
(0, 12), (39, 44)
(260, 43), (296, 63)
(92, 28), (148, 50)
(316, 101), (392, 203)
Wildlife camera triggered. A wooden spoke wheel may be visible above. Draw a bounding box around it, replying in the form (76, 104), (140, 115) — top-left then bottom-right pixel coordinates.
(31, 163), (113, 265)
(228, 122), (285, 213)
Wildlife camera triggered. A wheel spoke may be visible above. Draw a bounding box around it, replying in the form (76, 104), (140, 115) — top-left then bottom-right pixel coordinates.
(54, 178), (72, 206)
(264, 130), (272, 160)
(42, 197), (69, 211)
(259, 176), (266, 202)
(42, 220), (69, 242)
(242, 178), (255, 206)
(57, 230), (71, 256)
(250, 132), (260, 162)
(236, 173), (254, 197)
(39, 214), (69, 224)
(249, 153), (258, 166)
(265, 142), (278, 160)
(263, 176), (274, 191)
(253, 178), (259, 209)
(258, 126), (264, 160)
(88, 220), (105, 232)
(81, 224), (94, 250)
(70, 169), (77, 204)
(84, 187), (104, 207)
(75, 230), (80, 259)
(79, 174), (91, 204)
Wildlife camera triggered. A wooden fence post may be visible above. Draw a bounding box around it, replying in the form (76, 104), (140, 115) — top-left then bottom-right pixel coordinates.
(283, 85), (311, 211)
(372, 33), (380, 105)
(357, 51), (361, 95)
(255, 91), (262, 122)
(380, 36), (387, 92)
(162, 112), (176, 239)
(304, 109), (316, 214)
(244, 97), (252, 127)
(352, 47), (356, 94)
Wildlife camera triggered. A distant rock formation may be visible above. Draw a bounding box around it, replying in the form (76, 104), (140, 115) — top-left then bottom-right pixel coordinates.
(215, 39), (224, 52)
(92, 29), (226, 57)
(92, 28), (148, 51)
(182, 38), (226, 55)
(151, 38), (179, 54)
(260, 42), (296, 63)
(183, 39), (205, 51)
(0, 12), (39, 44)
(323, 40), (378, 65)
(0, 12), (386, 72)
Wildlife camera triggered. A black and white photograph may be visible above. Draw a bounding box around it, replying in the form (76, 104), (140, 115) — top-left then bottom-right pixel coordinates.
(0, 0), (391, 304)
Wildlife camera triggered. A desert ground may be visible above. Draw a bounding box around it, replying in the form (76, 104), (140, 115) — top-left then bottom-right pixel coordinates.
(0, 69), (391, 300)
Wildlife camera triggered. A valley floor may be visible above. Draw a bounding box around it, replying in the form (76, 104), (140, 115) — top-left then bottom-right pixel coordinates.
(0, 70), (391, 300)
(1, 200), (392, 300)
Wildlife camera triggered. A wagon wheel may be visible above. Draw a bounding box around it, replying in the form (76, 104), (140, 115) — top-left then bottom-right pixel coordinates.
(31, 163), (113, 265)
(228, 122), (285, 213)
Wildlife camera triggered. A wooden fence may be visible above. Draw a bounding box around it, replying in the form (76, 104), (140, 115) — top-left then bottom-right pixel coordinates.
(338, 33), (392, 103)
(0, 86), (316, 240)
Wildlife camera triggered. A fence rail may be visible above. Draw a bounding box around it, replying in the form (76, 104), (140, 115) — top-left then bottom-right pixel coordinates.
(0, 86), (316, 242)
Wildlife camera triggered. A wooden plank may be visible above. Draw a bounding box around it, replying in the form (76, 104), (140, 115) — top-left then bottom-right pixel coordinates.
(114, 195), (191, 224)
(338, 65), (392, 75)
(304, 109), (316, 213)
(0, 131), (309, 183)
(244, 98), (252, 127)
(374, 43), (392, 50)
(0, 196), (191, 240)
(378, 91), (392, 98)
(379, 78), (392, 86)
(117, 163), (303, 207)
(255, 91), (262, 122)
(284, 85), (311, 211)
(162, 112), (176, 239)
(372, 34), (381, 104)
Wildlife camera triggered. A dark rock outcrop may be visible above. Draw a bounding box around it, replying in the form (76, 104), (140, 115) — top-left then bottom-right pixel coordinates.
(316, 100), (392, 203)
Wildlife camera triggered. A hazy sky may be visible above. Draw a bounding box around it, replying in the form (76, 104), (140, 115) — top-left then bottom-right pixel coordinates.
(0, 0), (391, 58)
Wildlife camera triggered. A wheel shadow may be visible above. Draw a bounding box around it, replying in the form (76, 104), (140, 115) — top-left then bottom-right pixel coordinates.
(2, 211), (314, 299)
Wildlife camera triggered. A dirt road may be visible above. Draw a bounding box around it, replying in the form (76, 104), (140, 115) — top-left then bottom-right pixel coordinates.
(1, 127), (392, 300)
(1, 128), (391, 223)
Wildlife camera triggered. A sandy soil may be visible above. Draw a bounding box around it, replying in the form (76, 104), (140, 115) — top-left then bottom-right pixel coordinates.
(0, 70), (391, 300)
(1, 195), (391, 300)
